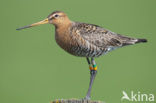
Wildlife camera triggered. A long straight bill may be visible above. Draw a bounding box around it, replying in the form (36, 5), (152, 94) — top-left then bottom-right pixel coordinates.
(16, 18), (49, 30)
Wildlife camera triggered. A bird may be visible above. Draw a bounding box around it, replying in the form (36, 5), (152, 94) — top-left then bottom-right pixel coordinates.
(16, 11), (147, 100)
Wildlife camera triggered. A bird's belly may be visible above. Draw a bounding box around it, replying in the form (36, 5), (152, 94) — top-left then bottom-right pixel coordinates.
(71, 46), (107, 57)
(55, 33), (106, 57)
(55, 40), (87, 57)
(56, 40), (106, 57)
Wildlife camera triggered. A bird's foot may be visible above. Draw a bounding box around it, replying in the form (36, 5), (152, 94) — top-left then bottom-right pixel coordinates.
(84, 96), (91, 100)
(82, 96), (90, 102)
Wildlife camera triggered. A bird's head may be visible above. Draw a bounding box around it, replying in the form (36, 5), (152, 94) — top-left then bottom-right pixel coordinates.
(16, 11), (71, 30)
(48, 11), (70, 26)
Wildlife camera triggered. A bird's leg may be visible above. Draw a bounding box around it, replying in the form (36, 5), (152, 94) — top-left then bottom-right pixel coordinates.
(85, 57), (97, 100)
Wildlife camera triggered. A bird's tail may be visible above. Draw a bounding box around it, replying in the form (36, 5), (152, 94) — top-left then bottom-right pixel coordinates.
(122, 38), (147, 46)
(116, 34), (147, 46)
(135, 38), (147, 43)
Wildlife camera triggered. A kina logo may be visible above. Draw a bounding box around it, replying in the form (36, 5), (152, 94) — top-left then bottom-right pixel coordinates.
(121, 91), (154, 102)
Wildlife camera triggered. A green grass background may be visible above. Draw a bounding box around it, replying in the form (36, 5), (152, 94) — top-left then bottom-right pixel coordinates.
(0, 0), (155, 103)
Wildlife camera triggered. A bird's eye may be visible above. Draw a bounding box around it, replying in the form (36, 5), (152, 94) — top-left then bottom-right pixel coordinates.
(54, 14), (59, 18)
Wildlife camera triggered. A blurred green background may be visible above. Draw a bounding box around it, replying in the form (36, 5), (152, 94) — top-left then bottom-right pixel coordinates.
(0, 0), (155, 103)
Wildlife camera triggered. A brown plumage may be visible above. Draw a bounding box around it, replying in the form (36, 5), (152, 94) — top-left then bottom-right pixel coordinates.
(16, 11), (147, 100)
(46, 11), (147, 57)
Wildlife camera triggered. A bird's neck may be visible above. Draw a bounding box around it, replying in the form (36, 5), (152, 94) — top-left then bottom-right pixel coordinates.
(55, 19), (72, 29)
(55, 21), (72, 37)
(55, 20), (72, 40)
(55, 21), (73, 52)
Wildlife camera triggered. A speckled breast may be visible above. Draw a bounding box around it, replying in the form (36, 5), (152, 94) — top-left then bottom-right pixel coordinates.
(55, 34), (106, 57)
(55, 27), (106, 57)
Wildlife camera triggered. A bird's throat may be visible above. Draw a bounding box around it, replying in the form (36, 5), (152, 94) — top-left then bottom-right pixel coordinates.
(55, 22), (72, 51)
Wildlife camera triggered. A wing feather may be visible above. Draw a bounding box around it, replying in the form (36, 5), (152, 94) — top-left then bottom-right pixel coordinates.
(72, 22), (123, 48)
